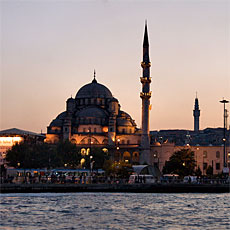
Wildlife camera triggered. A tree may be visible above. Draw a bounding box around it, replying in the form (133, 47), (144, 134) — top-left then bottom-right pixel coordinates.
(103, 160), (133, 178)
(162, 149), (196, 178)
(55, 140), (81, 168)
(5, 140), (81, 169)
(90, 147), (110, 169)
(206, 165), (213, 177)
(195, 166), (202, 177)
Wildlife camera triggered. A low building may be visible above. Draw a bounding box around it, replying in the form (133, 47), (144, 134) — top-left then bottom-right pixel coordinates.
(0, 128), (45, 167)
(150, 142), (230, 175)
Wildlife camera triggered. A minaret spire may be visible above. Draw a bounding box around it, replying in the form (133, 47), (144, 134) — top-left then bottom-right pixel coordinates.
(140, 22), (152, 164)
(193, 93), (200, 132)
(143, 21), (149, 47)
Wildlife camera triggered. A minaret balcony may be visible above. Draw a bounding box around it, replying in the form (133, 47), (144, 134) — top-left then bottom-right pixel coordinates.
(141, 62), (151, 68)
(140, 77), (151, 84)
(140, 92), (152, 99)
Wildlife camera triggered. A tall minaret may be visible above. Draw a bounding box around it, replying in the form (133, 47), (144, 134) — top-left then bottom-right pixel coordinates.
(193, 93), (200, 132)
(140, 22), (152, 164)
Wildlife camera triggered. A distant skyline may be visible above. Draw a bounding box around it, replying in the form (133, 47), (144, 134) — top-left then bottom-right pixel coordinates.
(1, 0), (230, 133)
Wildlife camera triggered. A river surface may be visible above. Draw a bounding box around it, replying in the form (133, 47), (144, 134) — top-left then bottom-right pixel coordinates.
(0, 193), (229, 230)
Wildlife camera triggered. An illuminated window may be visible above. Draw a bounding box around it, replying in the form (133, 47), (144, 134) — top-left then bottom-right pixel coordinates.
(103, 127), (108, 132)
(81, 148), (86, 156)
(102, 148), (108, 153)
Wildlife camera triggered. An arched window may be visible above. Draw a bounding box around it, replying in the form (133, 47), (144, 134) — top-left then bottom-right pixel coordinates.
(123, 151), (131, 162)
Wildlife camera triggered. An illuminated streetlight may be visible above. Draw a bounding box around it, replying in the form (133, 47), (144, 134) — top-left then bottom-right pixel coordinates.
(220, 98), (229, 169)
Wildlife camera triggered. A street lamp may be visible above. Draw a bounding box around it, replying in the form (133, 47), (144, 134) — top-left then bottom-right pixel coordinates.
(220, 98), (229, 169)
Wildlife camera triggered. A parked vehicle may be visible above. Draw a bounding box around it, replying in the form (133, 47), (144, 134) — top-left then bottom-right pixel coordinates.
(161, 174), (180, 183)
(129, 174), (156, 184)
(183, 176), (197, 183)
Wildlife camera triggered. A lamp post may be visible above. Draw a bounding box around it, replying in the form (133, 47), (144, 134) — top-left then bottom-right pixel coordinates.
(220, 99), (229, 169)
(115, 138), (120, 162)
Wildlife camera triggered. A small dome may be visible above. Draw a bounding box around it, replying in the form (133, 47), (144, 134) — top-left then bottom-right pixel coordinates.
(117, 118), (133, 127)
(118, 110), (131, 118)
(75, 80), (112, 99)
(49, 111), (66, 126)
(50, 119), (63, 127)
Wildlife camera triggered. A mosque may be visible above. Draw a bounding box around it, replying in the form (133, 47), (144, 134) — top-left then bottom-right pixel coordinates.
(45, 24), (229, 174)
(46, 24), (152, 164)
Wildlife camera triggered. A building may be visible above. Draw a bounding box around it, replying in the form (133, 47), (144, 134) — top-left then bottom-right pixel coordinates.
(149, 93), (230, 174)
(46, 24), (152, 164)
(0, 128), (45, 167)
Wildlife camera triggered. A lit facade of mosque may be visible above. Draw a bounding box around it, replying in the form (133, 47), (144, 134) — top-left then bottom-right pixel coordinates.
(46, 25), (152, 164)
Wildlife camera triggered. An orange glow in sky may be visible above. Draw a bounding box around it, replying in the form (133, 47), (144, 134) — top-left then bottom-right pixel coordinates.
(1, 1), (230, 133)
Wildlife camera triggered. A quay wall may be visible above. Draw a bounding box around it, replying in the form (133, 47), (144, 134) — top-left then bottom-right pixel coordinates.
(0, 183), (229, 193)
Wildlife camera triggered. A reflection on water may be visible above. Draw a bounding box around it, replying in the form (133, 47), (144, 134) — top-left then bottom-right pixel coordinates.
(0, 193), (229, 230)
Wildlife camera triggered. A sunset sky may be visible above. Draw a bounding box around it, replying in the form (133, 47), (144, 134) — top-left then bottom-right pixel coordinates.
(1, 0), (230, 133)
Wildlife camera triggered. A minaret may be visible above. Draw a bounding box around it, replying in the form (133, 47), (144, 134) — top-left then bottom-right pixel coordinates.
(140, 22), (152, 164)
(193, 93), (200, 132)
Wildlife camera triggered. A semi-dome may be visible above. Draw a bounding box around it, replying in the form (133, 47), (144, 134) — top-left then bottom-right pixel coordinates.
(76, 107), (107, 118)
(75, 78), (112, 99)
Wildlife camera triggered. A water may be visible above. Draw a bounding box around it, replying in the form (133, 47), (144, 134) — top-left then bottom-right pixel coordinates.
(0, 193), (229, 230)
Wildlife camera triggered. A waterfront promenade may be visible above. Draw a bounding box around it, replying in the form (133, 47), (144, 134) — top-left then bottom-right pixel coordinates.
(1, 182), (229, 193)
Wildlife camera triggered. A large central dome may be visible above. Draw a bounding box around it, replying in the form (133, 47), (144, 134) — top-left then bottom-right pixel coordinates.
(75, 78), (113, 99)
